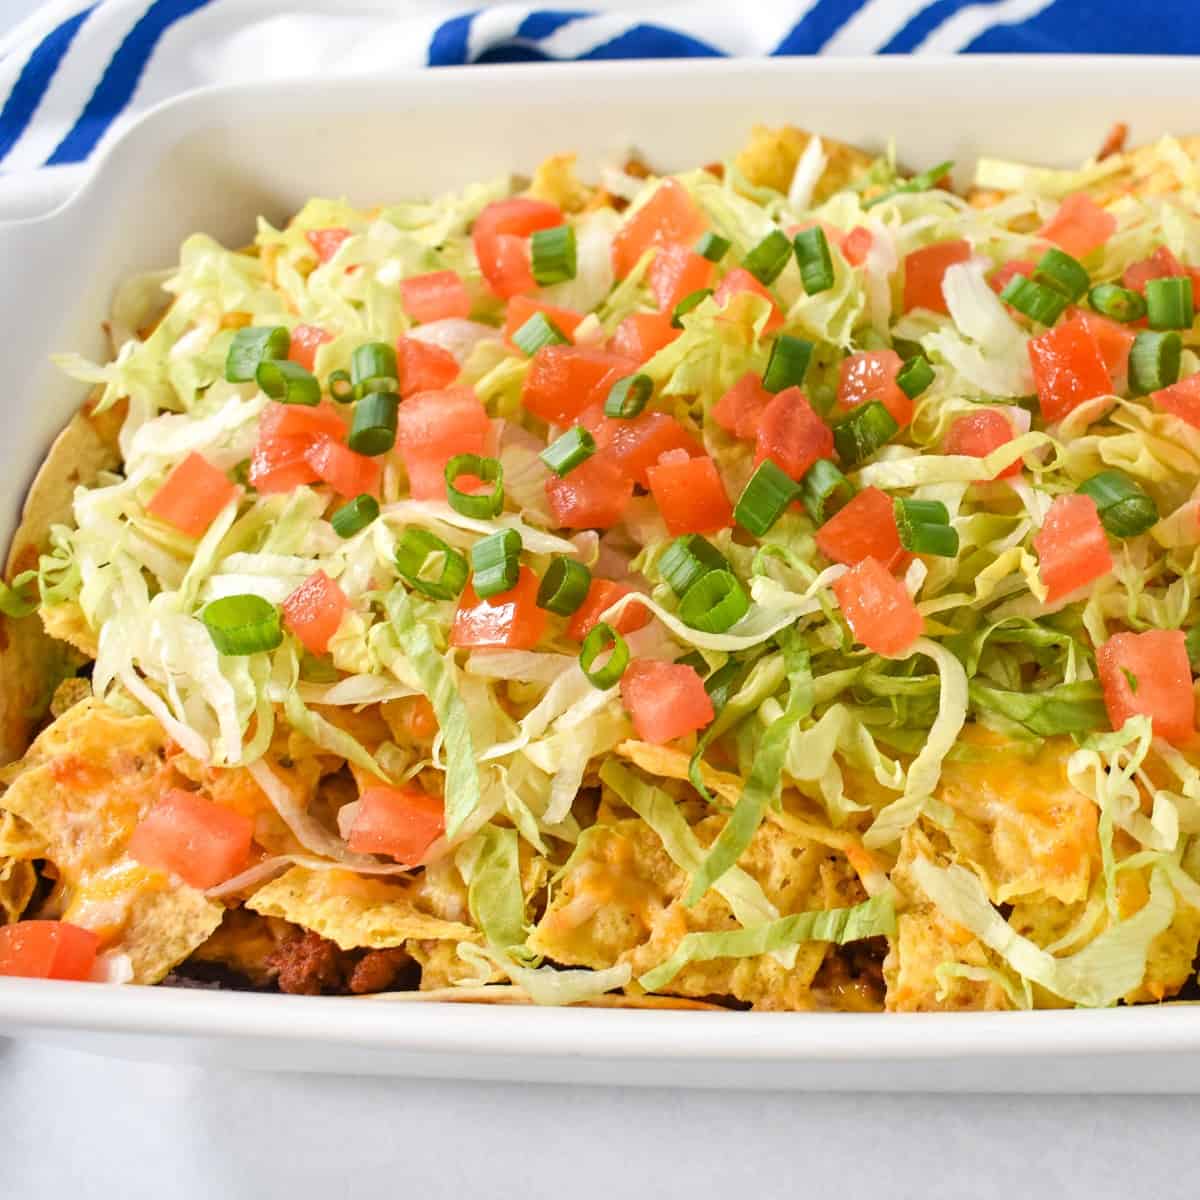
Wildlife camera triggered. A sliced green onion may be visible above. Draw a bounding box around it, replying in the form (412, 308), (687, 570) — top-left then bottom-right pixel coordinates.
(470, 528), (522, 599)
(540, 427), (595, 477)
(659, 534), (728, 597)
(445, 453), (504, 519)
(734, 459), (801, 537)
(1033, 247), (1089, 301)
(1129, 330), (1182, 394)
(1186, 625), (1200, 670)
(331, 494), (380, 539)
(671, 288), (713, 328)
(394, 527), (468, 601)
(695, 232), (731, 263)
(579, 622), (629, 689)
(230, 459), (252, 488)
(201, 594), (283, 656)
(864, 160), (953, 209)
(351, 342), (398, 398)
(605, 373), (652, 419)
(530, 224), (577, 285)
(1146, 276), (1194, 331)
(801, 459), (854, 525)
(256, 359), (320, 406)
(347, 391), (399, 456)
(536, 556), (591, 616)
(897, 498), (949, 525)
(743, 230), (792, 286)
(678, 570), (749, 634)
(793, 227), (834, 294)
(894, 497), (959, 557)
(1077, 470), (1158, 538)
(832, 400), (898, 466)
(1088, 283), (1146, 324)
(512, 311), (569, 356)
(1000, 274), (1070, 325)
(328, 368), (355, 403)
(896, 355), (934, 400)
(762, 334), (813, 394)
(226, 326), (290, 382)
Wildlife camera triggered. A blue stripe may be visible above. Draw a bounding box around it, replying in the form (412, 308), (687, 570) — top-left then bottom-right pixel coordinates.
(965, 0), (1200, 51)
(575, 24), (725, 59)
(772, 0), (868, 54)
(475, 43), (553, 63)
(515, 9), (590, 40)
(46, 0), (214, 164)
(879, 0), (977, 53)
(427, 11), (477, 66)
(0, 6), (93, 165)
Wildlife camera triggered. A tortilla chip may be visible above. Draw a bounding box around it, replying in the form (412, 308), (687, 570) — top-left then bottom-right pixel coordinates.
(246, 866), (476, 951)
(363, 984), (723, 1009)
(188, 909), (288, 987)
(528, 153), (593, 213)
(410, 938), (502, 991)
(118, 882), (225, 984)
(0, 858), (35, 925)
(734, 124), (874, 200)
(40, 601), (98, 660)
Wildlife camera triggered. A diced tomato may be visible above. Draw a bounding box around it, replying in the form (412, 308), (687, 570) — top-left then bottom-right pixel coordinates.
(1122, 245), (1200, 307)
(288, 323), (332, 372)
(815, 486), (908, 571)
(612, 179), (707, 280)
(713, 268), (784, 333)
(754, 387), (833, 482)
(282, 569), (351, 656)
(648, 243), (715, 312)
(1027, 314), (1113, 423)
(1151, 373), (1200, 429)
(944, 409), (1021, 479)
(147, 452), (239, 537)
(306, 227), (352, 264)
(304, 436), (381, 498)
(260, 401), (347, 442)
(713, 371), (772, 440)
(399, 270), (472, 324)
(831, 556), (923, 658)
(451, 567), (548, 650)
(395, 387), (491, 500)
(566, 579), (652, 641)
(608, 310), (680, 362)
(128, 788), (254, 891)
(646, 453), (732, 536)
(473, 197), (563, 298)
(1033, 493), (1113, 604)
(837, 350), (914, 428)
(1073, 308), (1136, 390)
(590, 409), (703, 488)
(841, 225), (873, 267)
(502, 295), (585, 347)
(248, 435), (320, 494)
(1037, 193), (1116, 260)
(521, 345), (637, 425)
(0, 920), (99, 982)
(347, 786), (445, 863)
(545, 456), (633, 529)
(1097, 630), (1195, 744)
(902, 239), (971, 315)
(395, 336), (459, 398)
(620, 658), (714, 744)
(988, 260), (1036, 296)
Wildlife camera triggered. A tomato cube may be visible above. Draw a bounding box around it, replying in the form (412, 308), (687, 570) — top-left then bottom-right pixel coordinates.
(128, 788), (255, 891)
(754, 387), (834, 481)
(1033, 493), (1113, 604)
(1038, 193), (1116, 260)
(347, 786), (445, 863)
(1151, 373), (1200, 429)
(1123, 246), (1200, 307)
(147, 452), (239, 537)
(451, 567), (548, 650)
(620, 658), (714, 743)
(521, 346), (637, 425)
(306, 227), (352, 264)
(1097, 630), (1195, 744)
(0, 921), (99, 981)
(902, 239), (971, 314)
(260, 401), (347, 443)
(248, 435), (320, 494)
(837, 350), (914, 428)
(396, 337), (459, 398)
(612, 179), (707, 279)
(1073, 309), (1135, 390)
(944, 409), (1021, 479)
(399, 269), (472, 324)
(566, 579), (652, 641)
(545, 456), (633, 529)
(473, 197), (564, 298)
(282, 570), (351, 656)
(395, 387), (491, 500)
(713, 267), (784, 333)
(815, 486), (908, 570)
(304, 436), (382, 498)
(841, 225), (874, 267)
(608, 310), (680, 363)
(832, 557), (923, 658)
(1027, 315), (1113, 423)
(502, 295), (585, 347)
(646, 453), (732, 536)
(590, 409), (703, 487)
(649, 243), (715, 312)
(288, 323), (332, 372)
(713, 371), (772, 440)
(989, 260), (1036, 297)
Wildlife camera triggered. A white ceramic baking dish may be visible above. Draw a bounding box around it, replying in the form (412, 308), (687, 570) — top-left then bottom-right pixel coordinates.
(3, 55), (1200, 1091)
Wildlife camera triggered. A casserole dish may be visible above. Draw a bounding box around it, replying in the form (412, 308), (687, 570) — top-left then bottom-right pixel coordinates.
(2, 55), (1200, 1089)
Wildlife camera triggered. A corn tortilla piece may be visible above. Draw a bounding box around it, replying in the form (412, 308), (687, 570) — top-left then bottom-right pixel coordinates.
(189, 910), (292, 987)
(362, 984), (724, 1009)
(0, 809), (45, 926)
(410, 938), (503, 991)
(528, 152), (593, 213)
(246, 865), (477, 952)
(734, 124), (874, 201)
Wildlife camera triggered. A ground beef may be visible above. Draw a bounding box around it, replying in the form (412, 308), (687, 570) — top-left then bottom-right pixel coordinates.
(265, 930), (416, 996)
(347, 948), (413, 995)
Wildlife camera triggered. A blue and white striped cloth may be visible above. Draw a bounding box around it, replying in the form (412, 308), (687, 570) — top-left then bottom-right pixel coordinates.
(0, 0), (1196, 176)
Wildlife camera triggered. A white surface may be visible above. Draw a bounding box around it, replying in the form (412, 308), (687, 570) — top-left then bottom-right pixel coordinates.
(4, 47), (1200, 1194)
